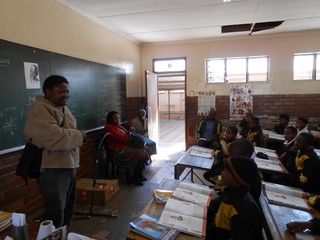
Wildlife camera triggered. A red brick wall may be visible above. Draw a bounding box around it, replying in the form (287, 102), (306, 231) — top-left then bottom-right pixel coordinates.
(1, 94), (319, 219)
(185, 94), (320, 147)
(253, 94), (320, 118)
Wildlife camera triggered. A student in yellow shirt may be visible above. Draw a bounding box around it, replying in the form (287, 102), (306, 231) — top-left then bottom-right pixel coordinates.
(203, 125), (238, 184)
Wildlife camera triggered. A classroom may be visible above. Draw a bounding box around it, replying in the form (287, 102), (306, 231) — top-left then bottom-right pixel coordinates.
(1, 0), (320, 239)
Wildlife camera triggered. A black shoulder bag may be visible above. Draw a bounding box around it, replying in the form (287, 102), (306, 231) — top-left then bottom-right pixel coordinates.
(16, 107), (65, 185)
(126, 132), (146, 149)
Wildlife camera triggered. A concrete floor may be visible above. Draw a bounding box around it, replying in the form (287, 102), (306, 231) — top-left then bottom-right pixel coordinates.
(69, 119), (209, 240)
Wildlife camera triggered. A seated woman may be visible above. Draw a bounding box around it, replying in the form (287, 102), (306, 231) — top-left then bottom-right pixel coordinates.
(104, 111), (149, 186)
(131, 109), (157, 163)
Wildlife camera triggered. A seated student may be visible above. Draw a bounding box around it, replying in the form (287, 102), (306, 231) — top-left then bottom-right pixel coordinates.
(270, 126), (298, 184)
(104, 111), (149, 186)
(239, 111), (254, 138)
(228, 138), (262, 205)
(287, 218), (320, 235)
(195, 108), (222, 149)
(277, 126), (298, 163)
(206, 156), (263, 240)
(295, 116), (311, 135)
(246, 116), (263, 147)
(307, 193), (320, 211)
(131, 108), (157, 163)
(274, 113), (290, 135)
(203, 125), (238, 184)
(266, 113), (291, 150)
(288, 133), (320, 194)
(212, 138), (262, 206)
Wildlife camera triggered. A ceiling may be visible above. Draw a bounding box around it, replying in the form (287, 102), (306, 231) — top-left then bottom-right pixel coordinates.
(56, 0), (320, 44)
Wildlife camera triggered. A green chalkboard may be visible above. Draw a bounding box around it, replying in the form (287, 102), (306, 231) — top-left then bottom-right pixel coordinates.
(0, 39), (127, 154)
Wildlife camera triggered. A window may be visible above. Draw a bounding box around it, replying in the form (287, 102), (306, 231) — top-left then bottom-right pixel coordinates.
(293, 53), (320, 80)
(206, 56), (269, 83)
(153, 58), (186, 73)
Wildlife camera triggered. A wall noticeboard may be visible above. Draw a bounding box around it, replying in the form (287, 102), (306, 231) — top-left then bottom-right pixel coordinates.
(0, 39), (127, 154)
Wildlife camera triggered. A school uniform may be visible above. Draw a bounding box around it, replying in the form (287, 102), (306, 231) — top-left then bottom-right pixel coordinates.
(206, 187), (263, 240)
(247, 126), (263, 147)
(291, 148), (320, 194)
(203, 138), (236, 184)
(206, 157), (263, 240)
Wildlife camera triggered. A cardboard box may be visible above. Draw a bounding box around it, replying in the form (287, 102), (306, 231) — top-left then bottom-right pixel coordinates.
(76, 178), (119, 206)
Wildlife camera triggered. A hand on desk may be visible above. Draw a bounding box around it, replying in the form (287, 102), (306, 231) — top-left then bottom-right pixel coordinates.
(286, 220), (314, 234)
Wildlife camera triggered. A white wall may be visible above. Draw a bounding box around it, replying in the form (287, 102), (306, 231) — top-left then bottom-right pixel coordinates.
(0, 0), (142, 97)
(141, 31), (320, 96)
(2, 0), (320, 98)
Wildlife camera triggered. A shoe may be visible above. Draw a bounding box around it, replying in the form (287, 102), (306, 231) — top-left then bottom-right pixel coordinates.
(140, 176), (147, 181)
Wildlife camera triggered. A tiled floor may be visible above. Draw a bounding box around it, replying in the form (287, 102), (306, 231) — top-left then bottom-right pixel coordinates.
(70, 119), (206, 240)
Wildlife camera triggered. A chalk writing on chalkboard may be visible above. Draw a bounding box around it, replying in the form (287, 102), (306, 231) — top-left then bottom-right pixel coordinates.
(0, 39), (126, 154)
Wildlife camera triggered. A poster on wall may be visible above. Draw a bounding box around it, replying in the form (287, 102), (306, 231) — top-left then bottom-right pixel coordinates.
(230, 85), (253, 118)
(197, 94), (216, 116)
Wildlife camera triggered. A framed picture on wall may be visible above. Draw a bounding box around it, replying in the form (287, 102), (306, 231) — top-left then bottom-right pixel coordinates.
(230, 85), (252, 118)
(197, 94), (216, 116)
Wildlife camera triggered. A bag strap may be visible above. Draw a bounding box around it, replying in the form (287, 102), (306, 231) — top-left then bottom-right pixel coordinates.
(60, 107), (65, 127)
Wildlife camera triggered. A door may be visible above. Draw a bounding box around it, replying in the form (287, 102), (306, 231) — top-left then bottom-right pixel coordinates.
(145, 71), (159, 144)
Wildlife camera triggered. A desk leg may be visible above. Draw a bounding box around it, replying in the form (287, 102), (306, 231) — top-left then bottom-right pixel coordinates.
(190, 169), (194, 183)
(174, 165), (179, 179)
(174, 165), (186, 180)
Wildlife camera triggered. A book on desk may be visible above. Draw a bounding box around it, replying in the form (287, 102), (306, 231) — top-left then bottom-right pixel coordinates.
(262, 130), (285, 141)
(171, 182), (214, 206)
(190, 145), (213, 159)
(263, 182), (312, 212)
(130, 214), (179, 240)
(254, 157), (288, 174)
(158, 198), (207, 239)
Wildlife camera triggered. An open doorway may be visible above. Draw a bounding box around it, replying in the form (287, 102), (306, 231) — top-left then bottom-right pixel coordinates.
(153, 58), (186, 153)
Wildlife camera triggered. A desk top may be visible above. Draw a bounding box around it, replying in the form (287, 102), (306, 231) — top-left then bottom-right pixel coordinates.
(127, 178), (204, 240)
(263, 130), (285, 142)
(260, 185), (320, 240)
(175, 146), (213, 170)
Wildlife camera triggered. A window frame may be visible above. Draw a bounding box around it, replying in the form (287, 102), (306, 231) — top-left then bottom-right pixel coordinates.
(293, 53), (320, 81)
(205, 55), (269, 84)
(153, 57), (186, 74)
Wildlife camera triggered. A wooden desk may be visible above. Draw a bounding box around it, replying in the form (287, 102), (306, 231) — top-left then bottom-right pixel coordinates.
(260, 187), (319, 240)
(127, 178), (204, 240)
(174, 146), (213, 184)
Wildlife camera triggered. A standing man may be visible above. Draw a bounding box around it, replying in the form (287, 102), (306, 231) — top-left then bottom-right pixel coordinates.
(195, 108), (222, 149)
(24, 75), (86, 228)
